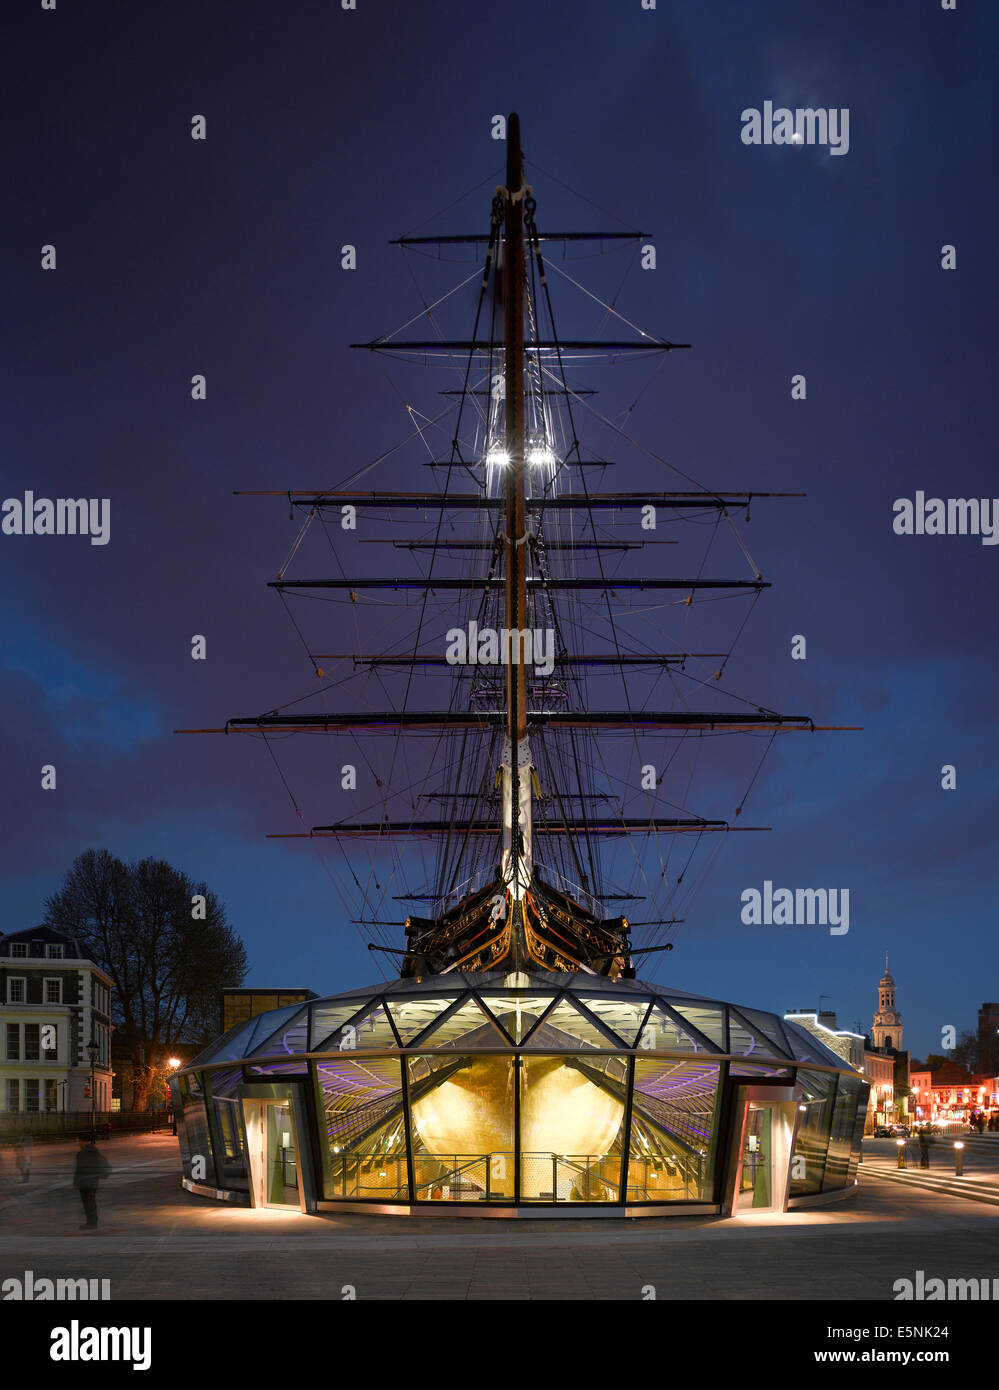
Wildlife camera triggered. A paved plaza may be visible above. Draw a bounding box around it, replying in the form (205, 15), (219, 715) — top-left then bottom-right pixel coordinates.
(1, 1133), (998, 1300)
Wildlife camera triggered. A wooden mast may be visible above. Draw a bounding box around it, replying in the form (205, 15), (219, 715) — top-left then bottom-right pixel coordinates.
(503, 112), (530, 957)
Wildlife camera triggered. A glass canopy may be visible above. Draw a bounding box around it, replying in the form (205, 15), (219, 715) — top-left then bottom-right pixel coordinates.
(175, 971), (866, 1210)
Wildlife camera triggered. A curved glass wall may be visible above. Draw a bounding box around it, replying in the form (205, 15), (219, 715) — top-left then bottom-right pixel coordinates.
(173, 973), (869, 1210)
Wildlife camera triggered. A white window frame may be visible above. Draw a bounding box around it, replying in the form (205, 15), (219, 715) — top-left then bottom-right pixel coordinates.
(6, 1079), (20, 1112)
(7, 977), (27, 1003)
(47, 943), (63, 959)
(44, 977), (63, 1004)
(9, 942), (28, 958)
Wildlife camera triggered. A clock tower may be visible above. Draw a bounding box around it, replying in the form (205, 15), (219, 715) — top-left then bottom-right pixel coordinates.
(872, 955), (903, 1052)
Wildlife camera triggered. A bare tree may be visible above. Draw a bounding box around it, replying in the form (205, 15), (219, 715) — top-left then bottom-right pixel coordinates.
(44, 849), (248, 1110)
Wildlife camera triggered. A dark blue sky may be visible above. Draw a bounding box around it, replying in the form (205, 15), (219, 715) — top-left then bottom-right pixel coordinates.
(2, 0), (996, 1060)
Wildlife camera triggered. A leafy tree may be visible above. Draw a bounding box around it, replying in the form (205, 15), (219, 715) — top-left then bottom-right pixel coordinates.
(44, 849), (247, 1110)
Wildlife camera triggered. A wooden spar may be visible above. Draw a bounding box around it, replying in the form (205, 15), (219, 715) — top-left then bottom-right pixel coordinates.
(176, 719), (861, 733)
(234, 489), (806, 502)
(307, 653), (728, 664)
(266, 824), (772, 838)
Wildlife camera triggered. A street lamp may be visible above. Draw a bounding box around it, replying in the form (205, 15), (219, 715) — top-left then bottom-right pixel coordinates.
(85, 1039), (98, 1134)
(167, 1057), (181, 1134)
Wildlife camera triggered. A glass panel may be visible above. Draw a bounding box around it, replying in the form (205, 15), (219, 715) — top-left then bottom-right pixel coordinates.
(310, 1000), (370, 1051)
(265, 1103), (299, 1205)
(317, 1003), (399, 1052)
(315, 1056), (407, 1200)
(666, 1003), (725, 1050)
(205, 1068), (248, 1190)
(408, 1054), (514, 1202)
(738, 1104), (773, 1209)
(478, 995), (554, 1043)
(188, 1017), (260, 1068)
(626, 1059), (721, 1202)
(248, 1005), (310, 1058)
(577, 996), (652, 1046)
(520, 1052), (628, 1202)
(847, 1079), (869, 1182)
(241, 1004), (305, 1056)
(418, 999), (509, 1049)
(637, 1004), (705, 1053)
(791, 1067), (837, 1195)
(737, 1006), (794, 1057)
(521, 999), (617, 1050)
(387, 997), (458, 1043)
(728, 1008), (785, 1060)
(823, 1074), (865, 1191)
(175, 1072), (214, 1185)
(781, 1020), (828, 1065)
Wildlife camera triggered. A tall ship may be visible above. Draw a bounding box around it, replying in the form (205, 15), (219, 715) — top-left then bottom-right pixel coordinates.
(174, 116), (868, 1216)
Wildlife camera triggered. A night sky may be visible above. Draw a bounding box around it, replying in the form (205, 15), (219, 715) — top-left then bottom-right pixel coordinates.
(2, 0), (996, 1062)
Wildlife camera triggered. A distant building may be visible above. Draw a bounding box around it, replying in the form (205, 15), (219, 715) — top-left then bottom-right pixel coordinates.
(872, 957), (903, 1052)
(867, 956), (911, 1123)
(863, 1049), (896, 1131)
(978, 1002), (999, 1041)
(910, 1060), (998, 1126)
(221, 987), (317, 1035)
(783, 1009), (865, 1071)
(0, 926), (113, 1114)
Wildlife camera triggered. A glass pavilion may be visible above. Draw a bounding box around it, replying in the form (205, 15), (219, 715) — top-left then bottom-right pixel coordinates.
(172, 972), (869, 1215)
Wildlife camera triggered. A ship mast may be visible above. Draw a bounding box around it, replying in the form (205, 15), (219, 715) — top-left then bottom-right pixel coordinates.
(501, 112), (532, 930)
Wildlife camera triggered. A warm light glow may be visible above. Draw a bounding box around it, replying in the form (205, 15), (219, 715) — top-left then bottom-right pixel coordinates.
(409, 1055), (625, 1199)
(168, 1057), (181, 1069)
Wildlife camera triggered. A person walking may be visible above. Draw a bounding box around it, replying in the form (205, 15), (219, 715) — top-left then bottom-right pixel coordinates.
(917, 1129), (930, 1169)
(15, 1131), (33, 1183)
(73, 1134), (111, 1229)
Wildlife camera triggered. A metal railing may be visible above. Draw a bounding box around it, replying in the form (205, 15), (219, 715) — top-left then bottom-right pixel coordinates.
(330, 1150), (638, 1202)
(0, 1110), (174, 1144)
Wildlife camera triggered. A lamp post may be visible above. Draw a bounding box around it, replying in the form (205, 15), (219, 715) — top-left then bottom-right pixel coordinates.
(167, 1058), (181, 1134)
(954, 1141), (965, 1177)
(85, 1039), (98, 1135)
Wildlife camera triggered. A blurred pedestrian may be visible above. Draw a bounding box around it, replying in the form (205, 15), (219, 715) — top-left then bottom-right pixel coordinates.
(73, 1134), (111, 1229)
(15, 1131), (33, 1184)
(917, 1129), (930, 1168)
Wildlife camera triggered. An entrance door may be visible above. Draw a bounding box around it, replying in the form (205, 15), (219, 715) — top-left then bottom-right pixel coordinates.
(243, 1100), (301, 1208)
(738, 1103), (775, 1210)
